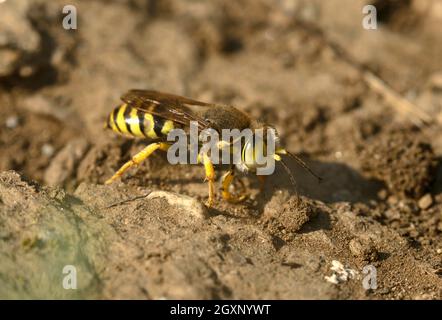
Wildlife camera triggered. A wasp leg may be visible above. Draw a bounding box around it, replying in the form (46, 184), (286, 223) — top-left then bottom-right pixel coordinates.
(105, 142), (170, 184)
(221, 168), (247, 203)
(201, 153), (216, 207)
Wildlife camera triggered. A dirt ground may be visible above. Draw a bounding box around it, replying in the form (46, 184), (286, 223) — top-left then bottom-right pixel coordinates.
(0, 0), (441, 299)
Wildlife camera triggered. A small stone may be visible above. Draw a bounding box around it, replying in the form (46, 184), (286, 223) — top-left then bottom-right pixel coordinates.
(324, 260), (357, 284)
(377, 189), (388, 200)
(384, 209), (400, 220)
(5, 115), (19, 129)
(19, 65), (35, 77)
(387, 195), (398, 206)
(418, 194), (433, 210)
(147, 191), (208, 219)
(324, 274), (339, 284)
(41, 143), (55, 157)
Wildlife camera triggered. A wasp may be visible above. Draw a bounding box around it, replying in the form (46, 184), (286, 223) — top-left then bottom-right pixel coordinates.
(104, 90), (321, 206)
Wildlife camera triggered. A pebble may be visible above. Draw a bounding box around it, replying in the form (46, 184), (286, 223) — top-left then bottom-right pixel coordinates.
(324, 260), (357, 284)
(384, 209), (401, 220)
(19, 65), (35, 77)
(418, 194), (433, 210)
(147, 190), (208, 219)
(41, 143), (55, 157)
(377, 189), (388, 200)
(387, 195), (398, 206)
(5, 115), (19, 129)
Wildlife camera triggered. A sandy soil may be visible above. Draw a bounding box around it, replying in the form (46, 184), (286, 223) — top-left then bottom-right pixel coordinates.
(0, 0), (441, 299)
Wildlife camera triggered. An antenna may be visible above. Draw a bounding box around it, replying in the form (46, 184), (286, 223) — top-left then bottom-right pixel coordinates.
(280, 159), (301, 204)
(280, 159), (297, 188)
(285, 151), (322, 182)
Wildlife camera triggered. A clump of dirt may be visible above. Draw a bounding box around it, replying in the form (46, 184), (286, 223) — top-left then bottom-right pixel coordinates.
(348, 237), (379, 264)
(360, 129), (438, 199)
(260, 196), (318, 242)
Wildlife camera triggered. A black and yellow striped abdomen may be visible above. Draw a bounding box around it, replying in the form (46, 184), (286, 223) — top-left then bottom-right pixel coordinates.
(107, 104), (175, 139)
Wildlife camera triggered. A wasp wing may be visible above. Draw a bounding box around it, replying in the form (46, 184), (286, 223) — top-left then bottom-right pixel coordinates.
(121, 89), (213, 131)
